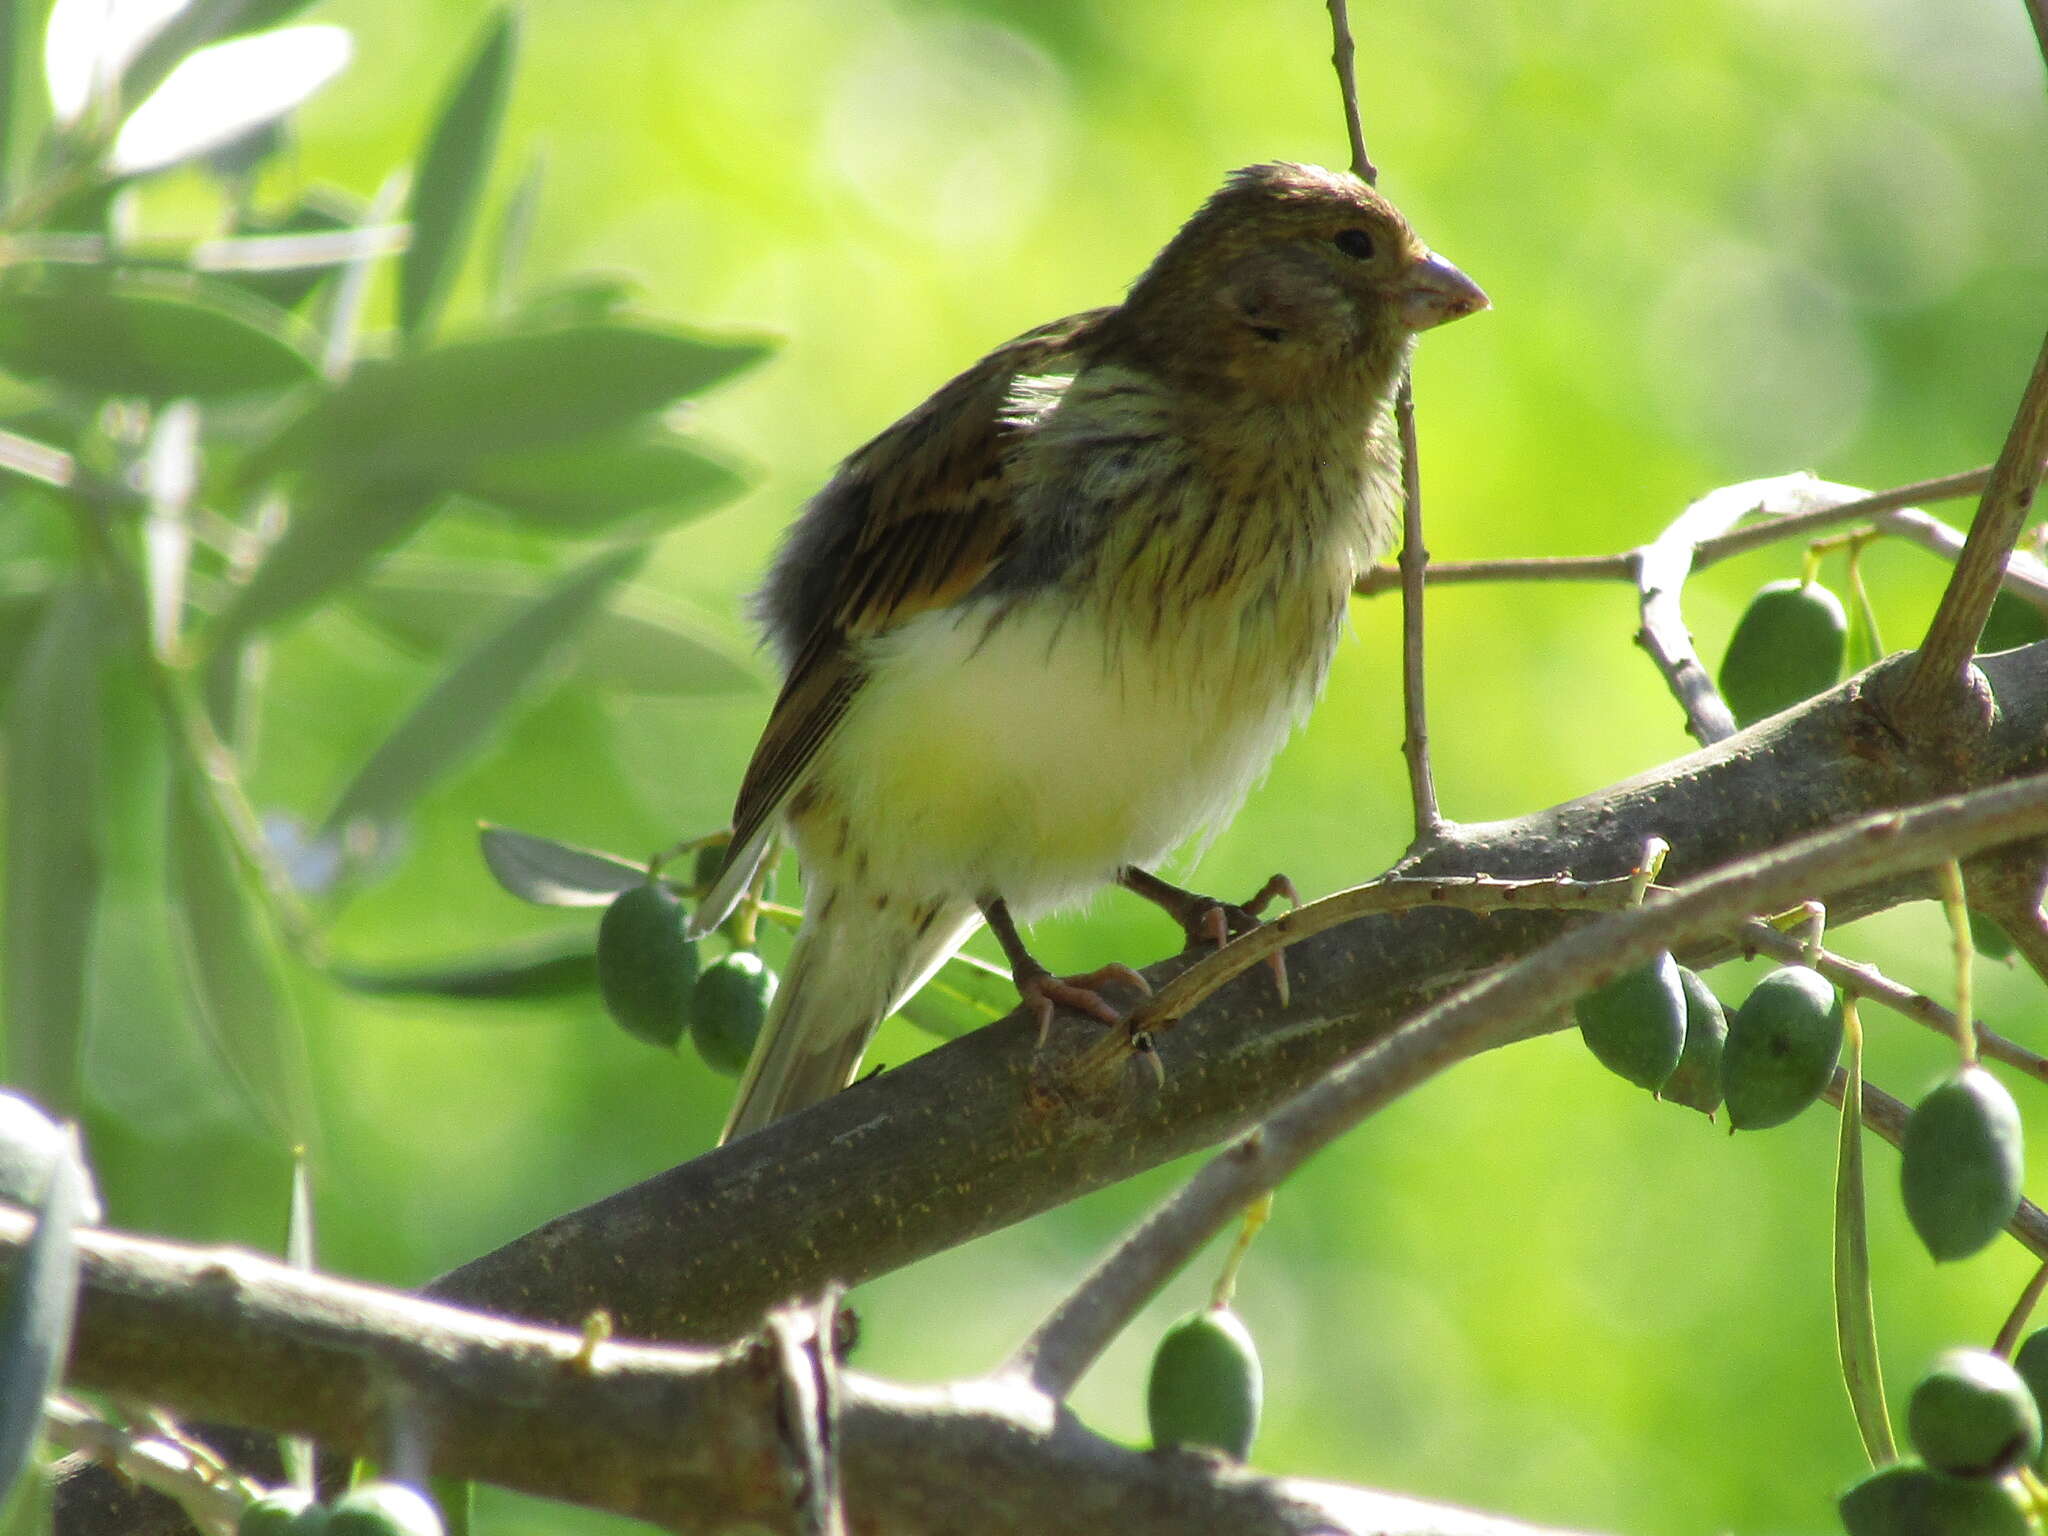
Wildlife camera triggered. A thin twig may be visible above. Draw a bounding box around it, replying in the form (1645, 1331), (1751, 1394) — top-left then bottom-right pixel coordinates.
(1009, 771), (2048, 1399)
(1351, 464), (2046, 602)
(1326, 0), (1375, 181)
(1633, 479), (1770, 745)
(1994, 1263), (2048, 1358)
(1391, 384), (1441, 844)
(1897, 329), (2048, 721)
(1327, 0), (1440, 846)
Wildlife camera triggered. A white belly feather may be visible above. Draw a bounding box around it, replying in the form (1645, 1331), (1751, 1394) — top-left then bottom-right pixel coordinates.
(813, 581), (1341, 917)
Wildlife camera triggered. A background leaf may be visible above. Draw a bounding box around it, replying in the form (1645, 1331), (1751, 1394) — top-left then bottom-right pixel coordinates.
(477, 824), (646, 908)
(251, 323), (771, 483)
(1, 585), (102, 1115)
(330, 932), (598, 1001)
(0, 1129), (94, 1515)
(398, 8), (517, 345)
(164, 754), (314, 1143)
(117, 0), (325, 109)
(350, 558), (758, 695)
(211, 480), (442, 640)
(455, 430), (751, 535)
(319, 548), (643, 837)
(108, 24), (351, 178)
(0, 276), (317, 399)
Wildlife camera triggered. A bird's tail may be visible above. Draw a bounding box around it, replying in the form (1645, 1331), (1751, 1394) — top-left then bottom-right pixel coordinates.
(719, 882), (977, 1144)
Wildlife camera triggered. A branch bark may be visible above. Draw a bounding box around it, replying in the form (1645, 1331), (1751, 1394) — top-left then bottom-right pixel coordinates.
(13, 1212), (1597, 1536)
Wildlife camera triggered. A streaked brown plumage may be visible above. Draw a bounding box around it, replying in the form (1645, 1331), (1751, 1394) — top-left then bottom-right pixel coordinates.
(693, 163), (1487, 1141)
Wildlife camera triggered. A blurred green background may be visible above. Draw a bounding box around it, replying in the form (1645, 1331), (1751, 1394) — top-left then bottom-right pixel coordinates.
(7, 0), (2048, 1531)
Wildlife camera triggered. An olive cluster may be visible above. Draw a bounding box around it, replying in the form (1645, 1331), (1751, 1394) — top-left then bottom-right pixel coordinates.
(1842, 1343), (2048, 1535)
(593, 848), (778, 1077)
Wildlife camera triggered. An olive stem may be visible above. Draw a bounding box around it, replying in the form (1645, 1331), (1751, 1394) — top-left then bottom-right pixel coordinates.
(1207, 1192), (1272, 1311)
(1937, 861), (1979, 1067)
(1992, 1261), (2048, 1359)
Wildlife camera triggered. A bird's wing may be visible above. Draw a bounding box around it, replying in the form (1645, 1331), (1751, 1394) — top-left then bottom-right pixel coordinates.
(691, 308), (1109, 934)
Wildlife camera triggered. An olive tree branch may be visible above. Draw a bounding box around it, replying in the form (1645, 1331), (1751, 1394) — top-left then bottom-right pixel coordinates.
(1352, 464), (2048, 614)
(14, 1212), (1599, 1536)
(1005, 771), (2048, 1400)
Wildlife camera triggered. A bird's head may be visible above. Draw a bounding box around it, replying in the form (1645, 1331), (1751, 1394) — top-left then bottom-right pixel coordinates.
(1114, 162), (1487, 401)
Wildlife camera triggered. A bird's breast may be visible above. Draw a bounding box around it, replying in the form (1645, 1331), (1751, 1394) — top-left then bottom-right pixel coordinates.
(805, 541), (1353, 915)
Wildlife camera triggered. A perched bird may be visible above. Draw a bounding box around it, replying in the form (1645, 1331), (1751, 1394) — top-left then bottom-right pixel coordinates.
(694, 162), (1486, 1143)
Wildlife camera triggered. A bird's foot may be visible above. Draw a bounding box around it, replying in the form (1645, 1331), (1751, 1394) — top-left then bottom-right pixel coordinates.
(978, 894), (1153, 1047)
(1015, 961), (1153, 1046)
(1118, 867), (1298, 1006)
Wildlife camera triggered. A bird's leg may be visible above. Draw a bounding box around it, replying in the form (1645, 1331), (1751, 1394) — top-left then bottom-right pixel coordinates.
(1117, 866), (1298, 1003)
(979, 895), (1150, 1045)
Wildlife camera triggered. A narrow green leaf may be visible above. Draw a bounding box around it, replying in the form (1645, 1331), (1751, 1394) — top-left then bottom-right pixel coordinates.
(281, 1153), (313, 1494)
(1833, 1002), (1896, 1467)
(350, 558), (758, 695)
(457, 430), (751, 535)
(1843, 548), (1885, 675)
(488, 154), (544, 316)
(478, 824), (645, 907)
(399, 9), (518, 345)
(0, 1454), (50, 1536)
(0, 0), (39, 207)
(0, 275), (318, 399)
(330, 932), (597, 1000)
(2, 585), (102, 1115)
(212, 479), (442, 640)
(0, 583), (50, 707)
(109, 25), (350, 179)
(0, 1129), (93, 1513)
(164, 754), (314, 1142)
(250, 323), (772, 485)
(320, 548), (642, 837)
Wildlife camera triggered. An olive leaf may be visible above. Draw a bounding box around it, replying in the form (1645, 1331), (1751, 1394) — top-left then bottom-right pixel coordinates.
(399, 8), (518, 344)
(477, 824), (646, 908)
(319, 547), (643, 839)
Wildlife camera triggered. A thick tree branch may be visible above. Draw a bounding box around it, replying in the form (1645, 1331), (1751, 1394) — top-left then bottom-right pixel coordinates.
(1897, 329), (2048, 721)
(12, 1213), (1596, 1536)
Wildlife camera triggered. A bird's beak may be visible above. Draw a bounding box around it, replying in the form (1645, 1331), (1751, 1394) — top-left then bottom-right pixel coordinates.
(1398, 252), (1489, 332)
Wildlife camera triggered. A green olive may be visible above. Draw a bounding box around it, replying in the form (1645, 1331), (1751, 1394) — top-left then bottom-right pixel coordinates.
(323, 1484), (443, 1536)
(1838, 1461), (2030, 1536)
(690, 951), (778, 1078)
(237, 1491), (326, 1536)
(1718, 579), (1847, 728)
(1661, 967), (1728, 1116)
(1722, 965), (1842, 1130)
(1574, 952), (1687, 1092)
(595, 881), (699, 1050)
(1147, 1307), (1262, 1461)
(1907, 1348), (2042, 1479)
(1901, 1067), (2024, 1263)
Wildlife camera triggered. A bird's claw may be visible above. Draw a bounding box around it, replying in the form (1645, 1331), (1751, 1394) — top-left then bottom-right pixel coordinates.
(1020, 962), (1151, 1045)
(1183, 875), (1298, 1007)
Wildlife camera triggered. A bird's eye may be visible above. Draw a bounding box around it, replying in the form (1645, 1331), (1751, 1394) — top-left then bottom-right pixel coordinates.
(1333, 228), (1376, 260)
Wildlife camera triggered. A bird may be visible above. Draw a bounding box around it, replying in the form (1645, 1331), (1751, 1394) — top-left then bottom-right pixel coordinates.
(692, 161), (1487, 1143)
